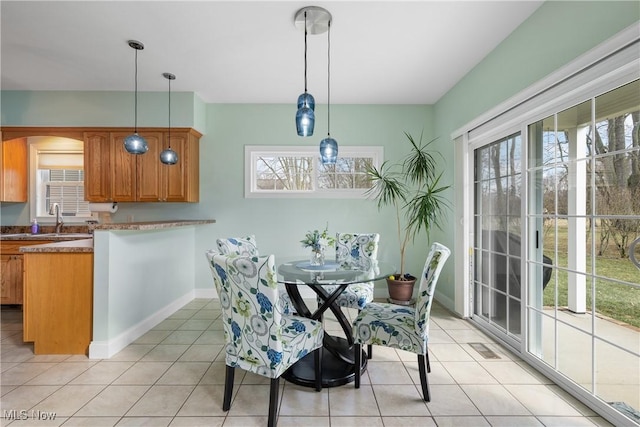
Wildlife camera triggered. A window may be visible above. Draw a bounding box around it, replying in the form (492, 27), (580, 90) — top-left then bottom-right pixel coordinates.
(245, 146), (383, 198)
(29, 137), (91, 223)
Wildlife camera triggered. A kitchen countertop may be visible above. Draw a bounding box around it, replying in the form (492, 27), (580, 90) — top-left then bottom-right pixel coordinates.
(91, 219), (215, 231)
(20, 238), (93, 253)
(2, 220), (214, 253)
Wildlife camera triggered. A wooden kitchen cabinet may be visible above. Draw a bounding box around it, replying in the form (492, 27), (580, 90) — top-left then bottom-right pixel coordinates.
(83, 128), (200, 202)
(136, 131), (163, 202)
(0, 240), (54, 306)
(162, 130), (200, 202)
(1, 138), (28, 202)
(137, 129), (200, 202)
(84, 132), (112, 202)
(1, 254), (23, 304)
(110, 132), (139, 202)
(23, 251), (93, 354)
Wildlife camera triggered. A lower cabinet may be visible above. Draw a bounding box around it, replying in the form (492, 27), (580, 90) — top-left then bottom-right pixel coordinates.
(23, 252), (93, 355)
(0, 254), (23, 304)
(0, 240), (53, 306)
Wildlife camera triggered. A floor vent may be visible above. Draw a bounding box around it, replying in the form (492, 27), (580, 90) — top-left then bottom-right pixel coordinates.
(469, 342), (500, 359)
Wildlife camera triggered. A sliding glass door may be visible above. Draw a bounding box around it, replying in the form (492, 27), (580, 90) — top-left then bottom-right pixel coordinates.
(474, 81), (639, 419)
(467, 31), (639, 423)
(473, 133), (524, 346)
(526, 80), (639, 417)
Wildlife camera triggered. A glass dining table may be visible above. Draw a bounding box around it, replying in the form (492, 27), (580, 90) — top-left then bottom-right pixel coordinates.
(277, 257), (395, 388)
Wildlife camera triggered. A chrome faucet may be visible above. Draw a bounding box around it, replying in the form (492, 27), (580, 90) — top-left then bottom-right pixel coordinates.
(49, 203), (63, 234)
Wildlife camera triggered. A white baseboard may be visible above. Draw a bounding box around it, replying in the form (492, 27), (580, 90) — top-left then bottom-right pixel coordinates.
(434, 289), (455, 313)
(88, 291), (196, 359)
(194, 288), (217, 299)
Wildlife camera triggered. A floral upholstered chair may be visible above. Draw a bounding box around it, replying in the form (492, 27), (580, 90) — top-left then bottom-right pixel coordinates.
(216, 235), (259, 257)
(352, 242), (450, 401)
(216, 235), (293, 315)
(205, 252), (324, 427)
(321, 232), (379, 357)
(324, 233), (380, 308)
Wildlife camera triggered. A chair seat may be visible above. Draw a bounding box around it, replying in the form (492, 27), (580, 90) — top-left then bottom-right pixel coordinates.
(226, 312), (323, 378)
(353, 302), (426, 355)
(322, 282), (374, 310)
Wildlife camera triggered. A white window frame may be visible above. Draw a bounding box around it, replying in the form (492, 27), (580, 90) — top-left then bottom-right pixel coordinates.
(244, 145), (384, 199)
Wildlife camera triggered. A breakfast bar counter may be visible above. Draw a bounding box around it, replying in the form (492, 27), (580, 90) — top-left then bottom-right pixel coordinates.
(90, 219), (216, 359)
(91, 219), (214, 231)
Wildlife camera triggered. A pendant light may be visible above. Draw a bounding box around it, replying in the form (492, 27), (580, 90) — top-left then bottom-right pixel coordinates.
(294, 7), (331, 137)
(295, 10), (315, 136)
(123, 40), (148, 155)
(319, 20), (338, 164)
(160, 72), (178, 165)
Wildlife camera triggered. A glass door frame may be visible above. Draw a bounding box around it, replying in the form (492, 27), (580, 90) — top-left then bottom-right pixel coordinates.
(453, 25), (639, 427)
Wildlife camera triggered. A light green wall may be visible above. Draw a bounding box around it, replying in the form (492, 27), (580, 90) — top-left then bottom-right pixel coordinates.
(195, 104), (434, 289)
(1, 91), (202, 130)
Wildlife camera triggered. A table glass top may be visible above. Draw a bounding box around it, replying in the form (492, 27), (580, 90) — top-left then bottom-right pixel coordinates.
(277, 258), (395, 285)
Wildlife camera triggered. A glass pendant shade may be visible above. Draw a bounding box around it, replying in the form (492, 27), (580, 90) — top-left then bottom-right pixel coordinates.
(160, 147), (178, 165)
(297, 92), (315, 110)
(123, 133), (149, 154)
(319, 136), (338, 164)
(296, 105), (315, 137)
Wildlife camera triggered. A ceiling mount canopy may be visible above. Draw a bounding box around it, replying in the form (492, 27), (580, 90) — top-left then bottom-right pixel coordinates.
(123, 39), (149, 155)
(294, 6), (332, 35)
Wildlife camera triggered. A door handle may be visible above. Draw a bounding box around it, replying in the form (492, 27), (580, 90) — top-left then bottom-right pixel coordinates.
(630, 236), (640, 270)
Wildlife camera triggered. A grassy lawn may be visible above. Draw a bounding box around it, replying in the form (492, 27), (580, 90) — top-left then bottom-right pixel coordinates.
(542, 223), (640, 328)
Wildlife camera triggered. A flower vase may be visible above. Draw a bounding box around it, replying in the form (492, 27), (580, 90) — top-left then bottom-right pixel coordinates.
(310, 248), (325, 266)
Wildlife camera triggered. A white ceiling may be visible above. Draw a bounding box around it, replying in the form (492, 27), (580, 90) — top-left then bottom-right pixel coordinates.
(1, 1), (543, 105)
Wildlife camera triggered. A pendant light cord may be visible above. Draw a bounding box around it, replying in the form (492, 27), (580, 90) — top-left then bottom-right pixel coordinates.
(167, 76), (171, 149)
(134, 47), (139, 133)
(327, 20), (331, 136)
(304, 11), (308, 93)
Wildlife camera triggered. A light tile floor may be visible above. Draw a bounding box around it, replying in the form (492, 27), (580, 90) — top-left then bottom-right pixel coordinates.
(0, 299), (614, 427)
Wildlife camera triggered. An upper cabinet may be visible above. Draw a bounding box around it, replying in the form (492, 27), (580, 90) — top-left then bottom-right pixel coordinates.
(84, 132), (112, 202)
(1, 138), (28, 202)
(162, 130), (200, 202)
(84, 128), (201, 203)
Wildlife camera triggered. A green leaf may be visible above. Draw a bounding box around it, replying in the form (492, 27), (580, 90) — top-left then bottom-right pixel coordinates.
(365, 161), (407, 210)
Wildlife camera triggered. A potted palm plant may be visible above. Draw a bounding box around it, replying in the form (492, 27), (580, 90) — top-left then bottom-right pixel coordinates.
(366, 131), (450, 303)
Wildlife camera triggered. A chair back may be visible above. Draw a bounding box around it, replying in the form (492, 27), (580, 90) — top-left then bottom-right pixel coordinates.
(414, 242), (451, 338)
(216, 235), (259, 256)
(335, 233), (380, 270)
(207, 252), (314, 378)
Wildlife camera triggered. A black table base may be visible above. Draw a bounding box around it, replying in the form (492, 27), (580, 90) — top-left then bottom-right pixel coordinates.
(284, 338), (368, 388)
(282, 281), (369, 389)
